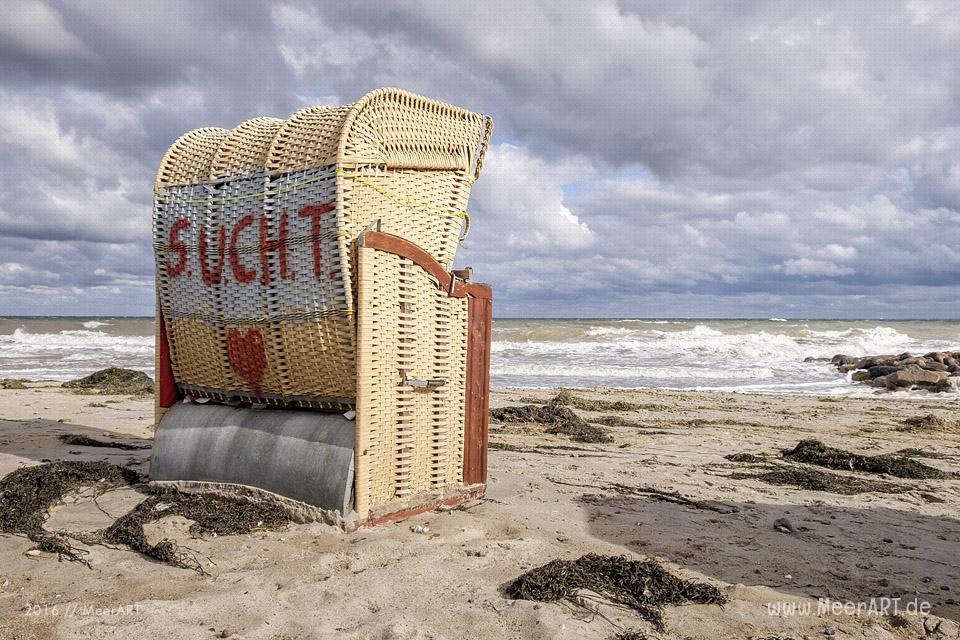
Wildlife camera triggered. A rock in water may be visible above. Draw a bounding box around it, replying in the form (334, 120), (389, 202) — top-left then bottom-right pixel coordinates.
(885, 365), (948, 390)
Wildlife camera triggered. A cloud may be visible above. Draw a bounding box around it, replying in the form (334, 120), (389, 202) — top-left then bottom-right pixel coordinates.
(781, 258), (855, 277)
(0, 1), (958, 317)
(470, 144), (595, 250)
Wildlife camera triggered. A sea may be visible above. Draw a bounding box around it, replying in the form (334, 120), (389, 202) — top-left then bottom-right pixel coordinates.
(1, 317), (959, 398)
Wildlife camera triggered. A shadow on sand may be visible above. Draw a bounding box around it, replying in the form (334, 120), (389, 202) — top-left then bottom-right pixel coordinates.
(581, 490), (960, 622)
(0, 418), (152, 472)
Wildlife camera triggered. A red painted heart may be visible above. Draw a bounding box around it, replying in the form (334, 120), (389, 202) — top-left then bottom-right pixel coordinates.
(226, 328), (267, 393)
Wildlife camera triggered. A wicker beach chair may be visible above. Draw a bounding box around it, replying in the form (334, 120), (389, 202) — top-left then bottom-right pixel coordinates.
(150, 88), (493, 527)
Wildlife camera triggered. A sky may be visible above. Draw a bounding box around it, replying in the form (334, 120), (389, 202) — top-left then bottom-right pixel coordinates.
(1, 1), (959, 319)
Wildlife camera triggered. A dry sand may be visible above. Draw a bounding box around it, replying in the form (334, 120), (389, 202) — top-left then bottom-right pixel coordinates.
(0, 383), (958, 640)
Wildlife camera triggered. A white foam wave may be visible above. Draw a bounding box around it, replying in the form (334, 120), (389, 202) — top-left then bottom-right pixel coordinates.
(495, 363), (771, 380)
(82, 320), (110, 329)
(0, 327), (154, 380)
(0, 328), (152, 356)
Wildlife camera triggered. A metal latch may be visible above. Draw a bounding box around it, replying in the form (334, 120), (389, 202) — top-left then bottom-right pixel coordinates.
(399, 369), (447, 389)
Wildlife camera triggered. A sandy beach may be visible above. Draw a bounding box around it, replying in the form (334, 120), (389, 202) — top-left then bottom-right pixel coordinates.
(0, 383), (957, 640)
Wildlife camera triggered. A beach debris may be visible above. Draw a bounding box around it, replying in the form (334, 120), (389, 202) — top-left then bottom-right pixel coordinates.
(0, 378), (28, 389)
(0, 461), (141, 565)
(729, 467), (904, 495)
(830, 351), (960, 392)
(58, 434), (151, 451)
(0, 461), (290, 573)
(547, 389), (642, 412)
(724, 453), (767, 463)
(611, 631), (649, 640)
(898, 414), (959, 433)
(895, 447), (948, 459)
(103, 489), (290, 573)
(546, 421), (613, 444)
(772, 517), (795, 534)
(410, 524), (430, 534)
(504, 553), (726, 630)
(783, 439), (953, 480)
(490, 403), (613, 443)
(62, 367), (154, 396)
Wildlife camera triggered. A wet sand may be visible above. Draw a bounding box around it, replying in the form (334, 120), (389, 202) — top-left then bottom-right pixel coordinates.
(0, 383), (958, 640)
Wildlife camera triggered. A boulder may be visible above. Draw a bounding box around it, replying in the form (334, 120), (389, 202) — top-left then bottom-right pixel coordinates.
(899, 356), (929, 367)
(924, 361), (949, 372)
(855, 355), (897, 369)
(867, 365), (900, 378)
(885, 365), (949, 389)
(831, 354), (857, 366)
(851, 370), (871, 382)
(933, 377), (960, 393)
(838, 364), (857, 373)
(950, 365), (960, 374)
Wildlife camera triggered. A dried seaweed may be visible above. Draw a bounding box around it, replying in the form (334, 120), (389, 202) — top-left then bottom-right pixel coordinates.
(490, 403), (613, 443)
(0, 462), (289, 573)
(898, 414), (959, 433)
(0, 378), (27, 389)
(724, 453), (767, 463)
(103, 489), (289, 573)
(730, 467), (905, 495)
(546, 422), (613, 444)
(550, 389), (640, 412)
(62, 367), (154, 396)
(591, 415), (653, 429)
(895, 448), (948, 459)
(504, 553), (725, 630)
(0, 461), (141, 565)
(491, 404), (584, 426)
(58, 434), (151, 451)
(783, 439), (952, 479)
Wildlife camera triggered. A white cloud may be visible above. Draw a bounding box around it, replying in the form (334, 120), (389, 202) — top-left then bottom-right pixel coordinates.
(781, 258), (855, 277)
(471, 143), (595, 250)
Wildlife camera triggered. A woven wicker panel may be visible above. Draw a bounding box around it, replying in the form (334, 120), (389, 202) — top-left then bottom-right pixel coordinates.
(154, 88), (489, 406)
(155, 128), (229, 190)
(355, 246), (468, 518)
(340, 88), (491, 174)
(210, 117), (285, 180)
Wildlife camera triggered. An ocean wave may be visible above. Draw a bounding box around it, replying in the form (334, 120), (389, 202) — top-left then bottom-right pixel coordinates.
(0, 328), (152, 355)
(82, 320), (110, 329)
(494, 363), (772, 380)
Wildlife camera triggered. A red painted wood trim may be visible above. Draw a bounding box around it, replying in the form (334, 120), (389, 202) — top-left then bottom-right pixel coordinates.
(356, 487), (486, 529)
(359, 231), (492, 299)
(463, 296), (492, 485)
(157, 313), (181, 408)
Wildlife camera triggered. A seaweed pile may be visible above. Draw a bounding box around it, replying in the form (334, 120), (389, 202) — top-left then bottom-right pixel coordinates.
(0, 461), (289, 572)
(729, 467), (903, 495)
(59, 434), (151, 451)
(0, 461), (141, 564)
(898, 414), (959, 433)
(0, 378), (27, 389)
(490, 391), (626, 443)
(103, 490), (289, 573)
(62, 367), (154, 396)
(783, 439), (952, 480)
(505, 553), (725, 630)
(490, 403), (613, 443)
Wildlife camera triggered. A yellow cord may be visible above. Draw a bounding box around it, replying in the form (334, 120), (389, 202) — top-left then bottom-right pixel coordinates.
(153, 168), (472, 241)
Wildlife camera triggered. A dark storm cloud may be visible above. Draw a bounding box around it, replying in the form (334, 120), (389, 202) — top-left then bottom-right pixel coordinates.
(0, 0), (958, 317)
